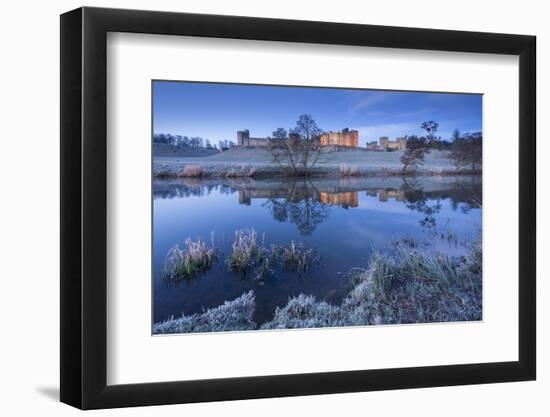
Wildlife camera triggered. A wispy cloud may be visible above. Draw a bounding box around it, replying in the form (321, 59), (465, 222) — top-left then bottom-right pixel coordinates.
(347, 92), (388, 114)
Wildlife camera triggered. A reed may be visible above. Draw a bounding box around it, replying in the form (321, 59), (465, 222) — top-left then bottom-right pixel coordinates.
(280, 241), (318, 272)
(162, 237), (215, 280)
(228, 228), (273, 273)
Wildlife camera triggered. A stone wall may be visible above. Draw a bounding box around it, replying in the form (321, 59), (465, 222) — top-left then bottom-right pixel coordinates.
(379, 136), (407, 150)
(237, 130), (270, 147)
(319, 129), (359, 147)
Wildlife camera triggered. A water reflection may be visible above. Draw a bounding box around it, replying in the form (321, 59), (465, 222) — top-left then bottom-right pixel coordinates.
(154, 176), (482, 236)
(153, 175), (482, 325)
(261, 182), (330, 236)
(319, 191), (359, 208)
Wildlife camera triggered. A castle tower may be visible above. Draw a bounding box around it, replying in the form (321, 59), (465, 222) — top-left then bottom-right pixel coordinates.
(319, 128), (359, 147)
(397, 137), (407, 149)
(237, 129), (250, 146)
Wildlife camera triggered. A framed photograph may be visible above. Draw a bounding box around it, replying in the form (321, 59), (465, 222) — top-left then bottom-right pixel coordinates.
(60, 6), (536, 409)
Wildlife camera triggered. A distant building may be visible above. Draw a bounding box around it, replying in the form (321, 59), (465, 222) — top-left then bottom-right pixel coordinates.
(379, 136), (407, 150)
(378, 189), (405, 202)
(319, 128), (359, 147)
(366, 141), (380, 150)
(237, 129), (272, 147)
(236, 127), (359, 148)
(319, 191), (359, 208)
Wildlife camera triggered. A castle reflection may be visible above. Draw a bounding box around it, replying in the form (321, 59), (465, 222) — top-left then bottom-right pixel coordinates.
(240, 188), (406, 208)
(367, 189), (405, 202)
(319, 191), (359, 208)
(154, 176), (481, 236)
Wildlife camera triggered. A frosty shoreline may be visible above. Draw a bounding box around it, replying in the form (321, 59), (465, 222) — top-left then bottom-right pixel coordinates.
(154, 148), (481, 179)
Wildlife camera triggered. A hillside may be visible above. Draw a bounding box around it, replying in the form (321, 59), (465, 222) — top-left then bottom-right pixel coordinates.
(153, 143), (220, 157)
(153, 146), (473, 178)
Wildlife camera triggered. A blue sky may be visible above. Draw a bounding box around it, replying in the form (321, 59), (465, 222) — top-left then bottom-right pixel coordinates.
(153, 81), (482, 146)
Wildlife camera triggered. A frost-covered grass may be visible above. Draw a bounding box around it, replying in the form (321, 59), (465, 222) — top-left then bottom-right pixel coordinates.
(162, 237), (215, 280)
(153, 291), (256, 334)
(261, 240), (482, 329)
(339, 164), (360, 176)
(178, 164), (206, 178)
(226, 165), (258, 178)
(154, 149), (480, 178)
(227, 228), (266, 272)
(280, 241), (319, 273)
(261, 294), (341, 329)
(228, 229), (318, 278)
(155, 232), (482, 333)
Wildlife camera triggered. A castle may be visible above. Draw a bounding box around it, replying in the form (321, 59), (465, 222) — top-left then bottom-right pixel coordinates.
(367, 136), (407, 151)
(319, 128), (359, 147)
(319, 191), (359, 208)
(237, 129), (407, 150)
(237, 128), (359, 148)
(237, 130), (273, 147)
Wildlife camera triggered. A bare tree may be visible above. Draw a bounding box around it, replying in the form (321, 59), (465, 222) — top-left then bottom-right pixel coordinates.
(421, 120), (441, 149)
(446, 130), (482, 172)
(272, 128), (288, 139)
(421, 121), (439, 139)
(400, 135), (430, 171)
(269, 132), (300, 174)
(269, 115), (323, 176)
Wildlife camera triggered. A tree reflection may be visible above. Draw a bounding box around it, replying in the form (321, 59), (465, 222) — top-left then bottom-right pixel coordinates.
(153, 176), (482, 237)
(401, 178), (442, 233)
(262, 180), (330, 236)
(153, 179), (226, 199)
(400, 177), (482, 235)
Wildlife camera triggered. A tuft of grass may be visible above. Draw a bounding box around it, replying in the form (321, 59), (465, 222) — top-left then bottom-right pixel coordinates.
(153, 291), (256, 334)
(261, 294), (342, 330)
(228, 228), (265, 272)
(340, 164), (360, 176)
(178, 165), (205, 178)
(227, 229), (318, 278)
(155, 169), (176, 179)
(280, 241), (319, 273)
(225, 168), (239, 178)
(163, 237), (215, 280)
(367, 252), (397, 298)
(225, 165), (258, 178)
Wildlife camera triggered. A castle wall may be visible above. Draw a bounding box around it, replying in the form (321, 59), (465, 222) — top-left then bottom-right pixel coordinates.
(247, 137), (270, 147)
(319, 191), (359, 207)
(378, 136), (407, 150)
(319, 130), (359, 147)
(238, 129), (360, 148)
(237, 130), (270, 147)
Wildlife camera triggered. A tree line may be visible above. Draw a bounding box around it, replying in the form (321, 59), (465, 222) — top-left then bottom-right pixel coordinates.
(153, 133), (236, 152)
(400, 121), (482, 172)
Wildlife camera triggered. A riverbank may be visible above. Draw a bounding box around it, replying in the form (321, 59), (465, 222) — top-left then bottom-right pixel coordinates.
(153, 148), (481, 179)
(153, 238), (482, 334)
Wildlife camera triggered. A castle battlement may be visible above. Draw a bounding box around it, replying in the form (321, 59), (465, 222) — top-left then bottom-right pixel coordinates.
(319, 128), (359, 148)
(367, 136), (407, 151)
(237, 128), (359, 148)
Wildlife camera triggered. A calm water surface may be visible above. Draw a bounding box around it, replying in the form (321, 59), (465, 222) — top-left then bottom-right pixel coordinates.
(153, 176), (482, 326)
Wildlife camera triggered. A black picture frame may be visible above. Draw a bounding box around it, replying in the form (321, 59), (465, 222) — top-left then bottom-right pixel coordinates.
(60, 6), (536, 410)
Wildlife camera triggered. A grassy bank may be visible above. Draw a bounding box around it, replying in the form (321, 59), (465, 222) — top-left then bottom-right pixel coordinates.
(154, 148), (481, 179)
(153, 291), (256, 334)
(153, 238), (482, 334)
